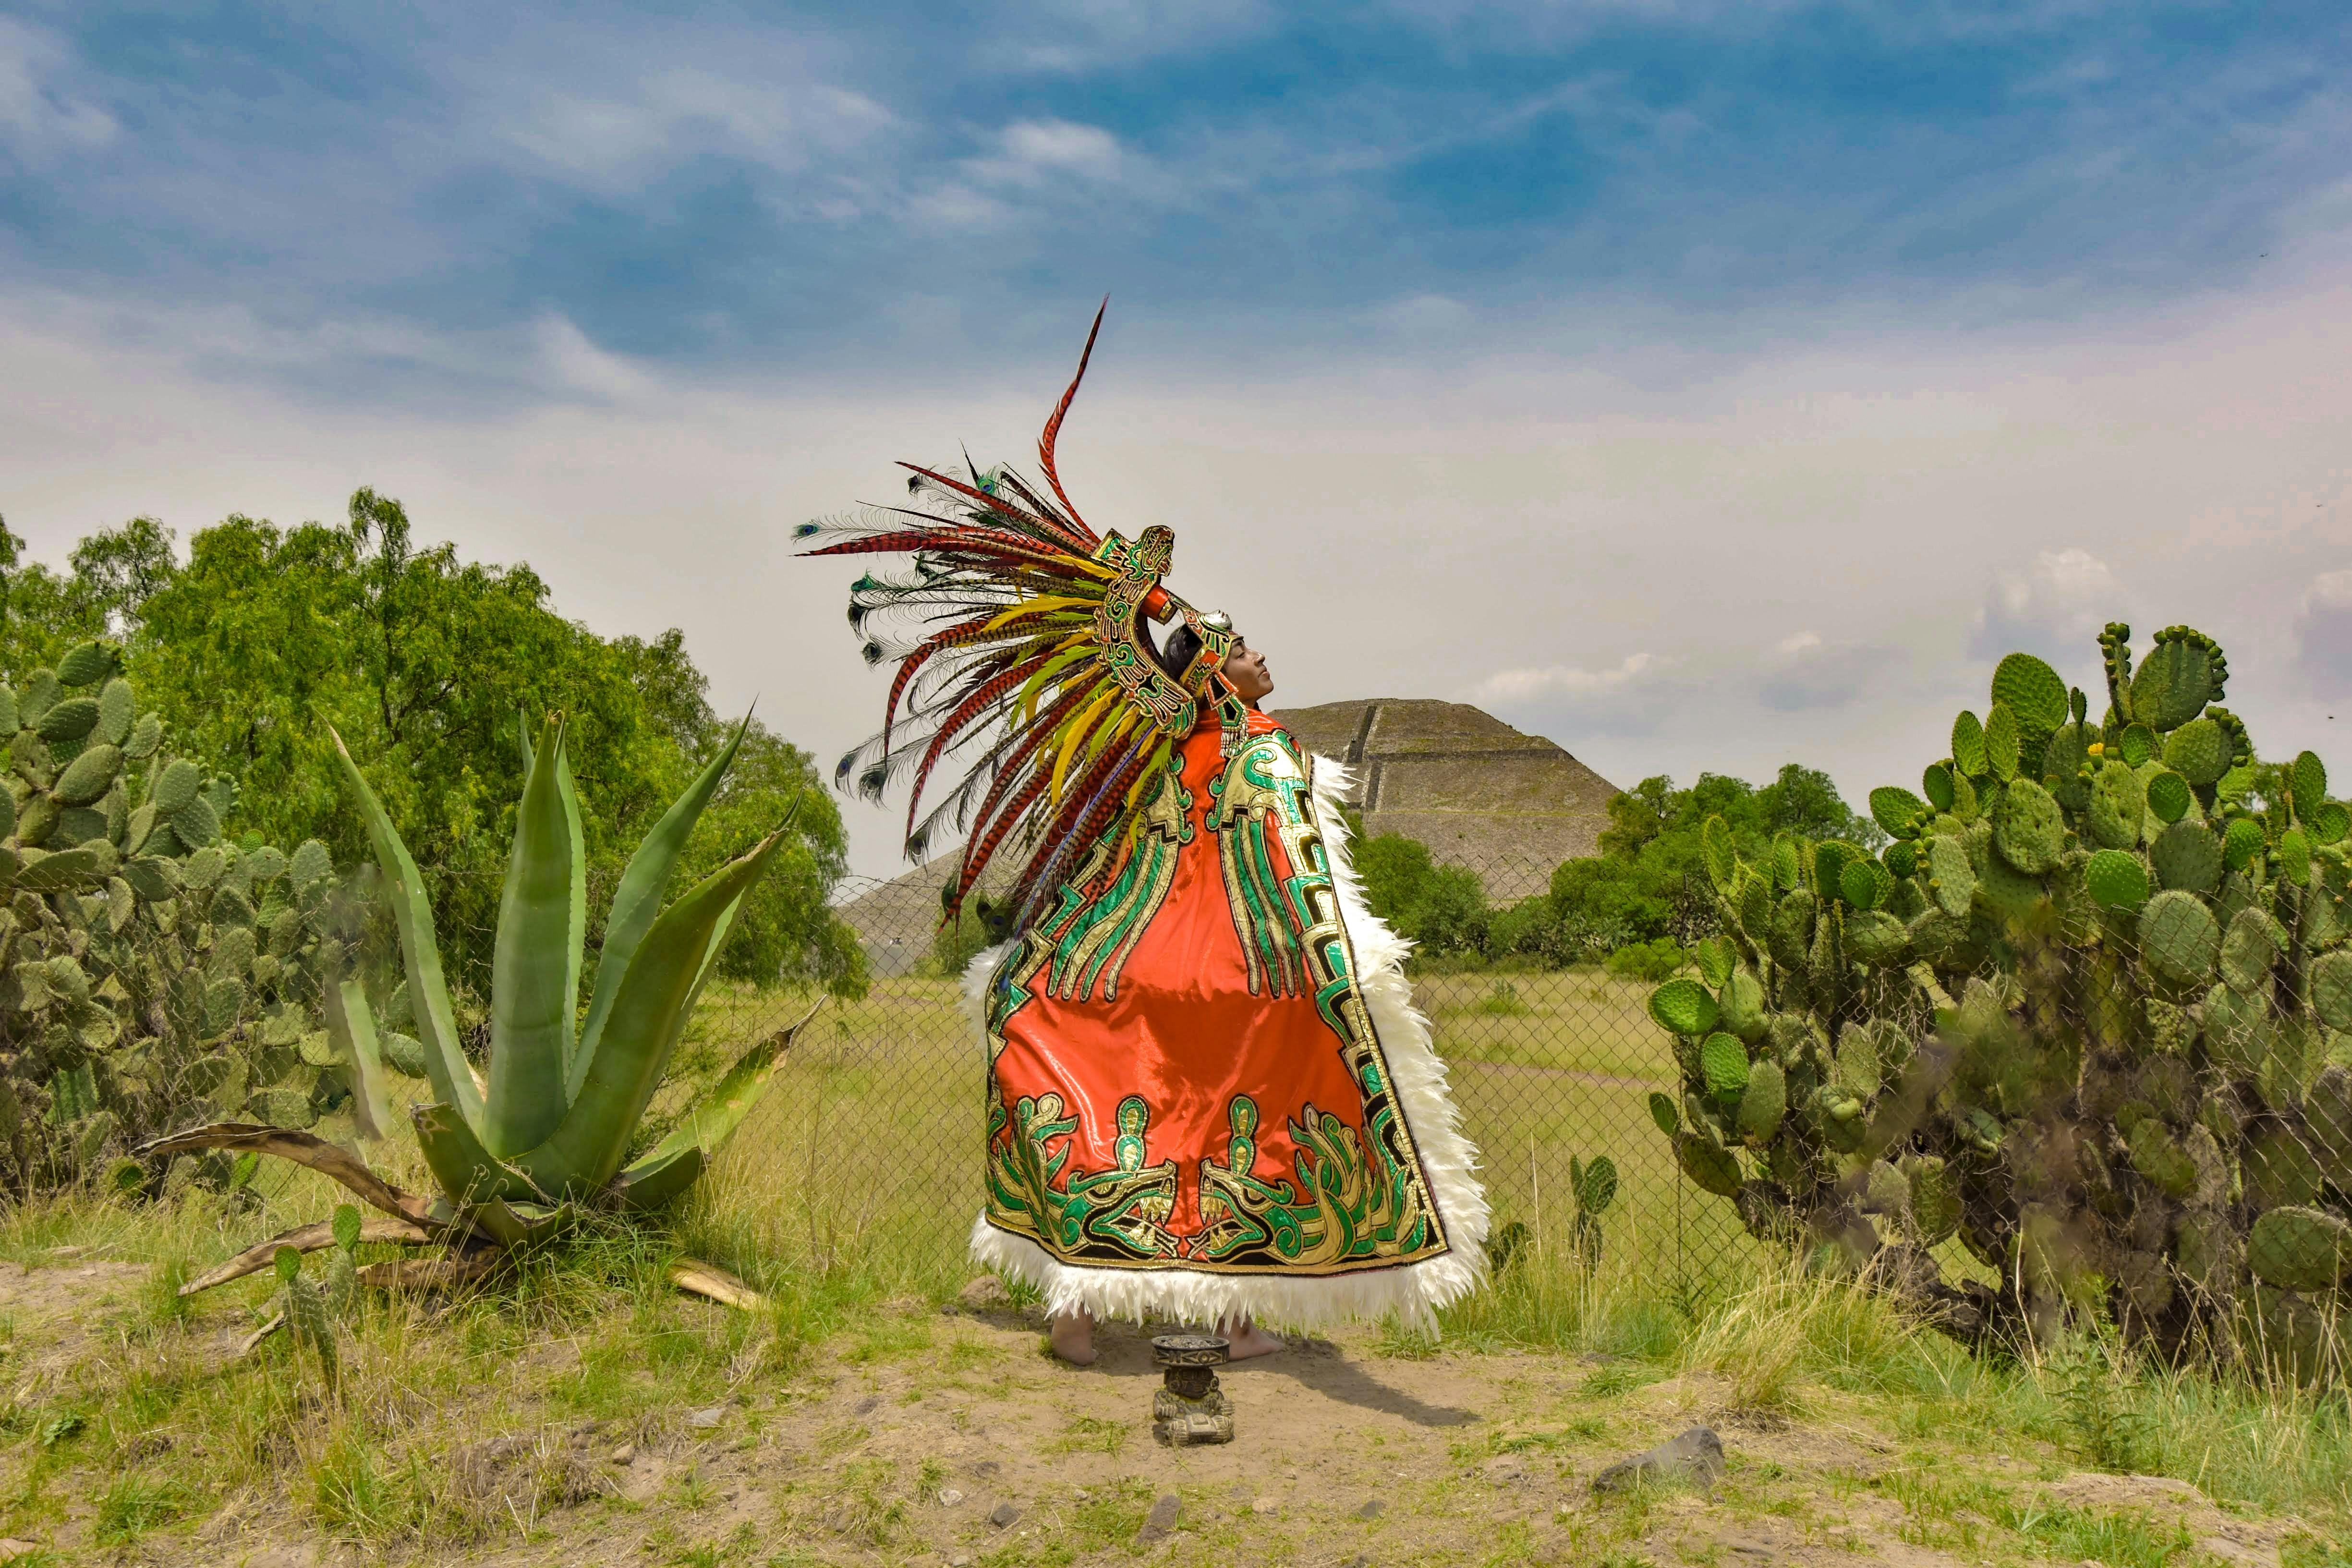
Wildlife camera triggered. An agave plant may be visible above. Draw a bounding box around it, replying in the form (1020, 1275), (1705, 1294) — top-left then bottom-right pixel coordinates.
(142, 713), (810, 1308)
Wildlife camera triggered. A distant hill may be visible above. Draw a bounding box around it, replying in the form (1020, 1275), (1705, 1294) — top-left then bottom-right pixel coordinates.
(837, 698), (1620, 973)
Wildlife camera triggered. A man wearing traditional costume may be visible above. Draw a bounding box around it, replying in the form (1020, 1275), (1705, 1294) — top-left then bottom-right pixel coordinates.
(804, 308), (1488, 1363)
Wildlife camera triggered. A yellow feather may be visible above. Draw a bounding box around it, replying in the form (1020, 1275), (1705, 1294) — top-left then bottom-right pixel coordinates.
(1015, 637), (1093, 723)
(1049, 685), (1122, 802)
(982, 595), (1087, 633)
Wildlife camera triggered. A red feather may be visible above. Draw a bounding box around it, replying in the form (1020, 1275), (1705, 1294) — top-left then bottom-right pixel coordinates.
(1036, 299), (1107, 543)
(903, 647), (1061, 836)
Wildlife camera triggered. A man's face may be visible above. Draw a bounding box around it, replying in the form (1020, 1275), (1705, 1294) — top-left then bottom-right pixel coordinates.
(1222, 639), (1273, 701)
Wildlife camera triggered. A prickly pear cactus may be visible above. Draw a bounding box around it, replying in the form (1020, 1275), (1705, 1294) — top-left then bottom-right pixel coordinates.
(0, 642), (370, 1192)
(1649, 623), (2352, 1374)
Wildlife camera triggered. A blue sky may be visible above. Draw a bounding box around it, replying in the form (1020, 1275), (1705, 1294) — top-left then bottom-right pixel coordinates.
(5, 2), (2352, 875)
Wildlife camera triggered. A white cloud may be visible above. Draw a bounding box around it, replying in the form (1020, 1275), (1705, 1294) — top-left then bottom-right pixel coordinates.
(1970, 547), (2124, 661)
(0, 19), (117, 161)
(1760, 635), (1897, 713)
(971, 119), (1125, 185)
(1475, 652), (1652, 704)
(496, 68), (892, 193)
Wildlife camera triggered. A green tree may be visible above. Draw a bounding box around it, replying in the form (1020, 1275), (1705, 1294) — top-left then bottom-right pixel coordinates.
(1542, 765), (1878, 958)
(2, 491), (863, 997)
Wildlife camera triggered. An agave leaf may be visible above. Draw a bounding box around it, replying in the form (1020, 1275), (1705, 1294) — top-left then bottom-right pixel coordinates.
(486, 716), (579, 1155)
(622, 997), (820, 1186)
(326, 724), (485, 1131)
(607, 1144), (704, 1213)
(572, 712), (752, 1096)
(449, 1197), (572, 1249)
(521, 821), (791, 1195)
(358, 1254), (495, 1290)
(322, 978), (394, 1142)
(668, 1256), (766, 1311)
(554, 718), (587, 1082)
(134, 1121), (437, 1228)
(178, 1213), (432, 1297)
(413, 1103), (547, 1208)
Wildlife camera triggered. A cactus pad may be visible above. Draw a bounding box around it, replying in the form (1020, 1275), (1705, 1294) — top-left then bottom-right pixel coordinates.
(1922, 833), (1972, 918)
(2139, 889), (2219, 986)
(1994, 778), (2066, 874)
(1839, 856), (1885, 910)
(2311, 950), (2352, 1031)
(1952, 711), (1987, 777)
(2315, 802), (2351, 846)
(1648, 978), (1720, 1038)
(2223, 816), (2267, 873)
(1701, 816), (1736, 891)
(155, 757), (201, 813)
(1675, 1132), (1744, 1197)
(1906, 1156), (1960, 1244)
(2131, 630), (2219, 731)
(2151, 820), (2222, 893)
(1845, 909), (1910, 968)
(1983, 705), (2021, 781)
(2118, 723), (2156, 766)
(1737, 1059), (1787, 1145)
(51, 742), (121, 807)
(2163, 717), (2232, 787)
(124, 712), (161, 760)
(35, 697), (97, 744)
(1718, 968), (1767, 1041)
(55, 641), (113, 688)
(2084, 848), (2149, 910)
(2144, 768), (2192, 826)
(2221, 907), (2286, 997)
(1870, 786), (1928, 838)
(2280, 828), (2312, 887)
(2086, 761), (2146, 849)
(1922, 762), (1956, 812)
(1701, 1033), (1751, 1101)
(2249, 1206), (2352, 1292)
(2244, 1126), (2323, 1211)
(1648, 1091), (1680, 1135)
(2292, 751), (2328, 819)
(1991, 652), (2069, 735)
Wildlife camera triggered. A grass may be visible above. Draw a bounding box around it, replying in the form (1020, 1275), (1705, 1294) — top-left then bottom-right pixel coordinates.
(8, 966), (2352, 1558)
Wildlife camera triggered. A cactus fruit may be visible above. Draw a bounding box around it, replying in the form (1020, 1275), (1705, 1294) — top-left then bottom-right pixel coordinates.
(1647, 620), (2352, 1370)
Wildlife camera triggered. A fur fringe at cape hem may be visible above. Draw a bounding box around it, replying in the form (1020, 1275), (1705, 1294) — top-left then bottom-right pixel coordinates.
(960, 753), (1491, 1333)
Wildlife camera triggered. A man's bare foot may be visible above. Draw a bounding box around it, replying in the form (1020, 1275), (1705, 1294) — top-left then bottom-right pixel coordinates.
(1220, 1316), (1285, 1360)
(1049, 1309), (1097, 1365)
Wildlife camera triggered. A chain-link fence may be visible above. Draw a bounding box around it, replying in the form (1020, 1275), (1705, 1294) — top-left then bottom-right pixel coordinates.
(723, 848), (1742, 1294)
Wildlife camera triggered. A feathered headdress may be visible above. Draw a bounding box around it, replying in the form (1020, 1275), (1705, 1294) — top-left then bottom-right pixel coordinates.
(800, 303), (1245, 929)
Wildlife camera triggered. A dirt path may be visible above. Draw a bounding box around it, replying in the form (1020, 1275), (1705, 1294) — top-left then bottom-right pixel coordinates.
(0, 1264), (2319, 1567)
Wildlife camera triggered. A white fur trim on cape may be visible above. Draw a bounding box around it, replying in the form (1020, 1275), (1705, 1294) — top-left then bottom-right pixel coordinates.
(960, 752), (1491, 1331)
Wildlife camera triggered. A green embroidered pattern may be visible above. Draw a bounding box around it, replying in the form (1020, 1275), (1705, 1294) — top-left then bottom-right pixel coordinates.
(986, 1092), (1178, 1261)
(979, 728), (1452, 1276)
